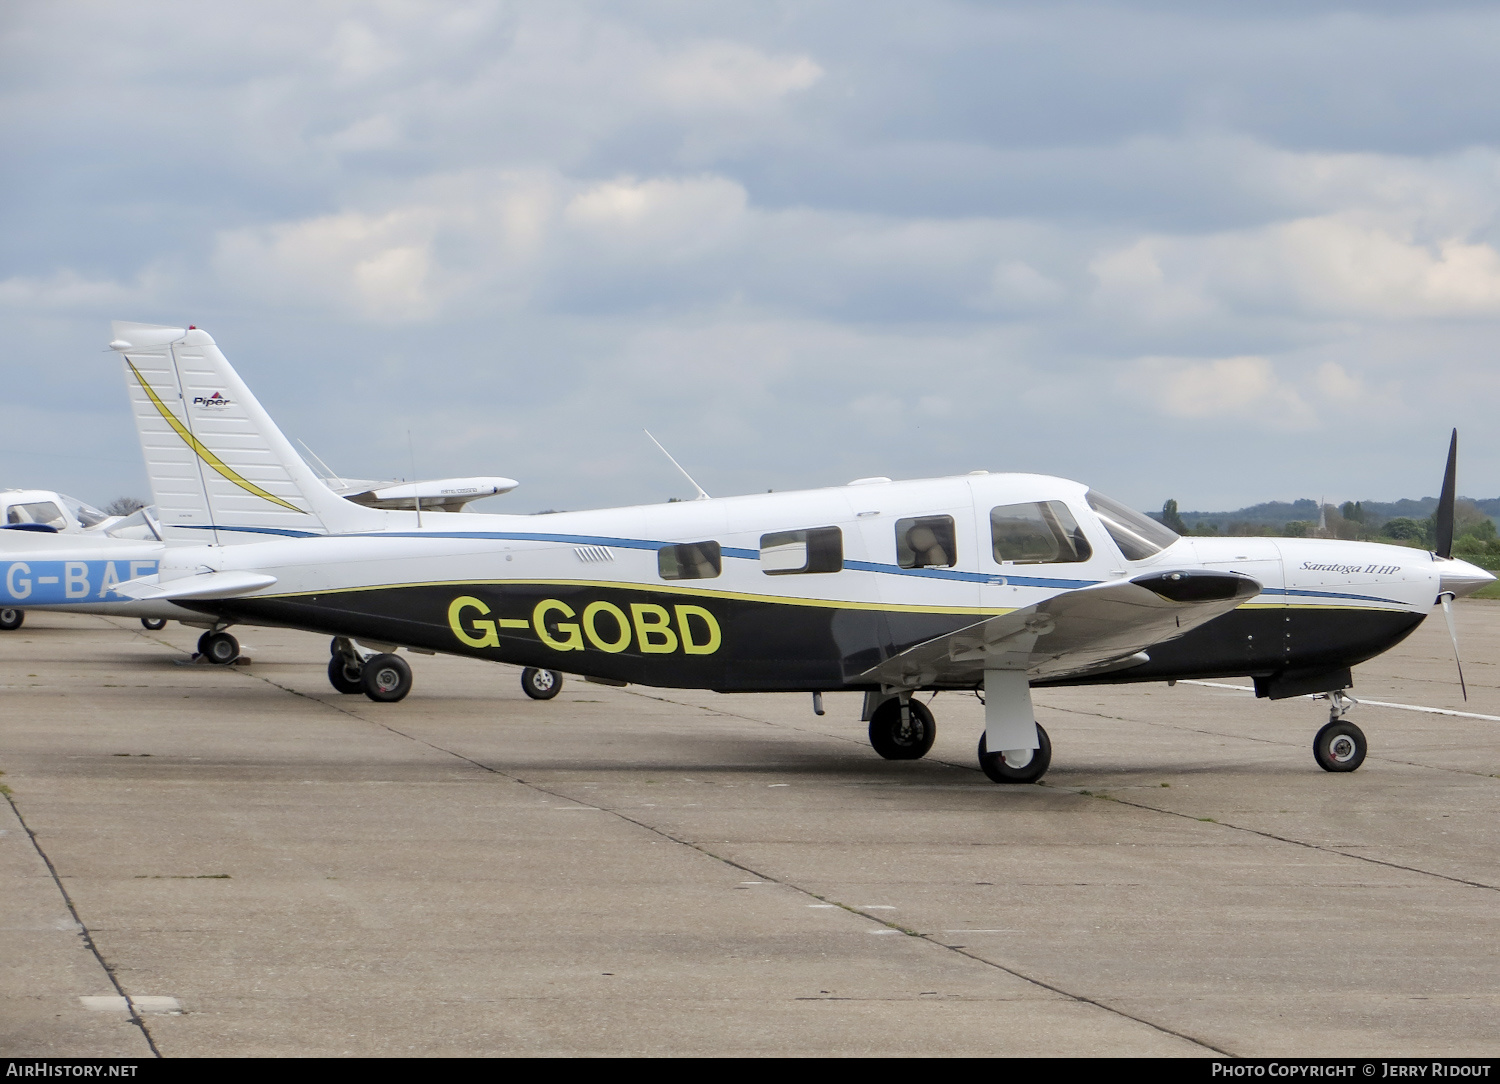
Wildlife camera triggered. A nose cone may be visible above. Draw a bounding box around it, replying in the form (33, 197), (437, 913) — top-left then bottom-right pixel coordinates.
(1437, 557), (1496, 599)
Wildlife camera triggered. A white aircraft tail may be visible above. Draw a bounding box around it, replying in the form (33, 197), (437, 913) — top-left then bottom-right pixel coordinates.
(110, 322), (384, 542)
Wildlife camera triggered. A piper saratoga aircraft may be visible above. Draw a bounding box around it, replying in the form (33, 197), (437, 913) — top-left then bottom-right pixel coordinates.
(1, 322), (1490, 784)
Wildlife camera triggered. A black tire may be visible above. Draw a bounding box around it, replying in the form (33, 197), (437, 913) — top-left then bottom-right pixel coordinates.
(328, 655), (364, 695)
(977, 724), (1052, 784)
(141, 617), (167, 631)
(1313, 720), (1366, 772)
(521, 667), (563, 700)
(0, 608), (23, 631)
(868, 698), (937, 760)
(361, 653), (412, 703)
(198, 631), (240, 665)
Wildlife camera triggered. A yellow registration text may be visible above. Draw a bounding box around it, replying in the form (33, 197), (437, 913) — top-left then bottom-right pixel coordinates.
(447, 595), (722, 656)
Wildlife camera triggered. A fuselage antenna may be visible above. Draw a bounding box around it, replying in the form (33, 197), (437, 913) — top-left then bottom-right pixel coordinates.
(408, 430), (423, 528)
(644, 430), (711, 500)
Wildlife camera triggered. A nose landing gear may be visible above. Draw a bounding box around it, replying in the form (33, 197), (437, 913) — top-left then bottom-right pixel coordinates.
(1312, 690), (1366, 772)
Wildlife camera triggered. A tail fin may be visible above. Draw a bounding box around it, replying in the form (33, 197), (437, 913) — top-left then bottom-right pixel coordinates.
(110, 322), (383, 542)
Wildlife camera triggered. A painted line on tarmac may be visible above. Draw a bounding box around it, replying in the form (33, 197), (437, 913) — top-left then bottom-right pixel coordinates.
(1182, 680), (1500, 722)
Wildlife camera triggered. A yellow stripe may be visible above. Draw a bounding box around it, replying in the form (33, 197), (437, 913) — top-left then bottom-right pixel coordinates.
(128, 360), (303, 514)
(260, 576), (1017, 616)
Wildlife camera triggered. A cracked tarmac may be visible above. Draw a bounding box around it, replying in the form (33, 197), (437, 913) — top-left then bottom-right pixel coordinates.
(2, 604), (1497, 1057)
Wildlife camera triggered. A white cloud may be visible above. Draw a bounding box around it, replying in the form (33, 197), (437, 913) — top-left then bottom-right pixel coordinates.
(214, 208), (442, 321)
(0, 269), (160, 311)
(1125, 355), (1314, 429)
(562, 175), (748, 258)
(649, 40), (823, 111)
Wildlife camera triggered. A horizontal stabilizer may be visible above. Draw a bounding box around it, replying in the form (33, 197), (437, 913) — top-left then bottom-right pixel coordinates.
(341, 476), (519, 512)
(112, 570), (277, 601)
(860, 569), (1259, 688)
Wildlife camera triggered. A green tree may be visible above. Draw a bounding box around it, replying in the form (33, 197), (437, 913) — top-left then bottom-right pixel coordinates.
(1282, 521), (1312, 538)
(1382, 517), (1427, 543)
(1160, 499), (1188, 535)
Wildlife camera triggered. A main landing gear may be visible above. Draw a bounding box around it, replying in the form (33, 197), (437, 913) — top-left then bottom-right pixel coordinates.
(862, 678), (1053, 784)
(327, 637), (414, 703)
(868, 697), (936, 759)
(1312, 690), (1366, 772)
(197, 630), (240, 665)
(977, 725), (1052, 784)
(0, 608), (23, 631)
(141, 618), (167, 631)
(521, 667), (564, 700)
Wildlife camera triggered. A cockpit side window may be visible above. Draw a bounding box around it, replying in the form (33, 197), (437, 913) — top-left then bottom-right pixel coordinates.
(1085, 490), (1180, 561)
(896, 515), (956, 569)
(7, 502), (66, 529)
(990, 502), (1092, 564)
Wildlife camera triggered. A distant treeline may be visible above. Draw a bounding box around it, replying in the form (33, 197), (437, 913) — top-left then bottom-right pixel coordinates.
(1149, 496), (1500, 556)
(1163, 496), (1500, 530)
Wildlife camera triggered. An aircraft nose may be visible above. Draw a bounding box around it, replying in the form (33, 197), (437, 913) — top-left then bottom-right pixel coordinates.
(1437, 557), (1496, 599)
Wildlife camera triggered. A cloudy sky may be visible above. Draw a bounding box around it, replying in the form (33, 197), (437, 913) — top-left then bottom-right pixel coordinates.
(4, 1), (1499, 514)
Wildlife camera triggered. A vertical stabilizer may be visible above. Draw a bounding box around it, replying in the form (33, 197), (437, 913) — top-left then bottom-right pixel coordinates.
(111, 322), (383, 542)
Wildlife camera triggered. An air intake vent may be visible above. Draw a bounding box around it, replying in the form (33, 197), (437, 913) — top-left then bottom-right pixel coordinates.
(574, 545), (614, 563)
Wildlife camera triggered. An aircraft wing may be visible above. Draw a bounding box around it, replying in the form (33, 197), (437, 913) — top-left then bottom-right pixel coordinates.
(858, 569), (1259, 688)
(111, 569), (277, 602)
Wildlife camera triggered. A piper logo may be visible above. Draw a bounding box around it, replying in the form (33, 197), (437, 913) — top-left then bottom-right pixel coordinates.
(192, 392), (232, 408)
(447, 595), (722, 656)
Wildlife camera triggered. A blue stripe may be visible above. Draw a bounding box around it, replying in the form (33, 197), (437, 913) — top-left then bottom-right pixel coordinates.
(1265, 586), (1406, 606)
(182, 524), (321, 538)
(211, 527), (1410, 603)
(351, 531), (1098, 589)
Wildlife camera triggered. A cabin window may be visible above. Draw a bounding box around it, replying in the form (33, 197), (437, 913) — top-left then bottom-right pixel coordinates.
(6, 502), (66, 529)
(658, 541), (722, 580)
(896, 515), (956, 569)
(760, 527), (843, 575)
(990, 502), (1092, 564)
(1085, 490), (1180, 561)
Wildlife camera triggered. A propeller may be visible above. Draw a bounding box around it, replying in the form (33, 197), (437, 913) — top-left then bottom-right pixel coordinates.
(1434, 428), (1457, 559)
(1439, 592), (1469, 701)
(1433, 428), (1466, 699)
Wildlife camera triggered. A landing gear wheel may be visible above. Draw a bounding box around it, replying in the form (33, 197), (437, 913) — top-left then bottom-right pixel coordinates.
(0, 608), (23, 631)
(327, 655), (365, 695)
(198, 631), (240, 665)
(361, 653), (412, 703)
(868, 698), (937, 760)
(1313, 720), (1366, 772)
(141, 617), (167, 631)
(977, 724), (1052, 784)
(521, 667), (563, 700)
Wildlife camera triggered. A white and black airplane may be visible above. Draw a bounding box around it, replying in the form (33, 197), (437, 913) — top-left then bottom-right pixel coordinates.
(0, 322), (1490, 784)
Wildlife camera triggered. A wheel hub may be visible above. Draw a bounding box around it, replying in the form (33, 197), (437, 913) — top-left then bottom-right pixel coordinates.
(1329, 736), (1356, 762)
(374, 668), (401, 693)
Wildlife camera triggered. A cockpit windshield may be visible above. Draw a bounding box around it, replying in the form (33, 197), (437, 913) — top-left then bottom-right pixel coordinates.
(1085, 490), (1181, 561)
(60, 495), (110, 528)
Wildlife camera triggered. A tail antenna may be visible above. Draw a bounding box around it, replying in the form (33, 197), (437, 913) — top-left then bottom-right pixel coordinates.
(644, 430), (711, 501)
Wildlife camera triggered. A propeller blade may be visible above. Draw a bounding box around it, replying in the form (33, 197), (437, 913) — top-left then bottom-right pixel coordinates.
(1439, 592), (1468, 701)
(1435, 428), (1458, 559)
